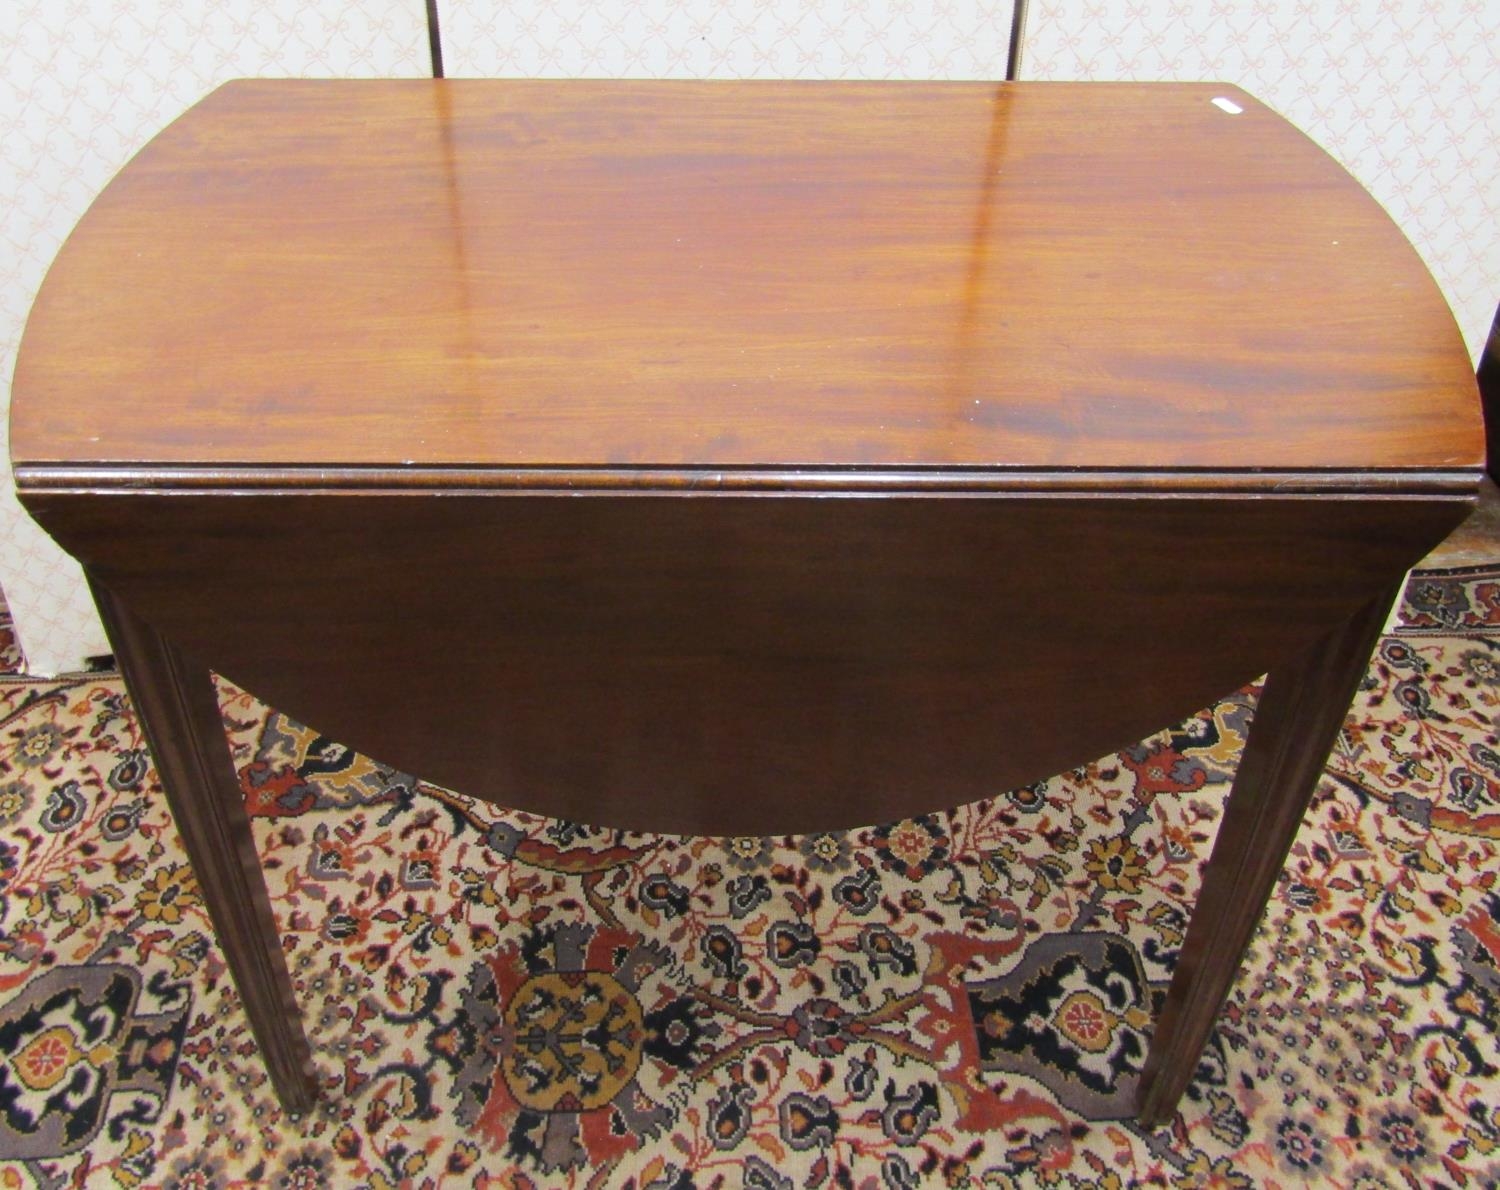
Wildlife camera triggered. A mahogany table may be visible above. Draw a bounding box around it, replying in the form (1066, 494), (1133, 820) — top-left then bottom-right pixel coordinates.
(11, 80), (1484, 1126)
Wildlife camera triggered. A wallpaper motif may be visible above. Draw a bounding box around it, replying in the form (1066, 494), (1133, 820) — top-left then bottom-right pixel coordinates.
(439, 0), (1017, 79)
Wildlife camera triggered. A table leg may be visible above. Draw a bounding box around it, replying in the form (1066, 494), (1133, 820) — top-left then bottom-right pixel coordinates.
(89, 576), (318, 1113)
(1136, 583), (1400, 1127)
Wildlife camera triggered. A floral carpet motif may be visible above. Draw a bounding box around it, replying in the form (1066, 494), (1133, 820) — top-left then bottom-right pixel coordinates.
(0, 567), (1497, 1187)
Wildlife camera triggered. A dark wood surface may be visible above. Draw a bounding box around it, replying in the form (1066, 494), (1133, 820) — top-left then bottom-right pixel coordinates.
(89, 578), (317, 1113)
(1479, 304), (1499, 482)
(1137, 582), (1400, 1125)
(11, 80), (1482, 475)
(10, 80), (1486, 1123)
(26, 491), (1470, 836)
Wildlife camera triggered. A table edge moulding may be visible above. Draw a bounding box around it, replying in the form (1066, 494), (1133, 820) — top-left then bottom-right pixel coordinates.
(9, 79), (1486, 1126)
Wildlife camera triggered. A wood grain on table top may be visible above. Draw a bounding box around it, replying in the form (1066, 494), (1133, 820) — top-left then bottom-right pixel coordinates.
(11, 79), (1484, 481)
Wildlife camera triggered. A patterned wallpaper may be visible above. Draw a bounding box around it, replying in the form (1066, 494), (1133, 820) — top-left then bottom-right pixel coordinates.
(2, 1), (1496, 673)
(439, 0), (1016, 78)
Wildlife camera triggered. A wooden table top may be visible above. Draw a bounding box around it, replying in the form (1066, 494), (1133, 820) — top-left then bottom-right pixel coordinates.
(12, 80), (1483, 488)
(15, 85), (1485, 1125)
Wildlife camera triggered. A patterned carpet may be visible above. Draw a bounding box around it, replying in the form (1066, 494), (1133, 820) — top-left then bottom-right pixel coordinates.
(0, 569), (1498, 1188)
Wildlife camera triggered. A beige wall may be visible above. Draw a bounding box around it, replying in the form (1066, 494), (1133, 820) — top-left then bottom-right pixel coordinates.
(3, 1), (1496, 673)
